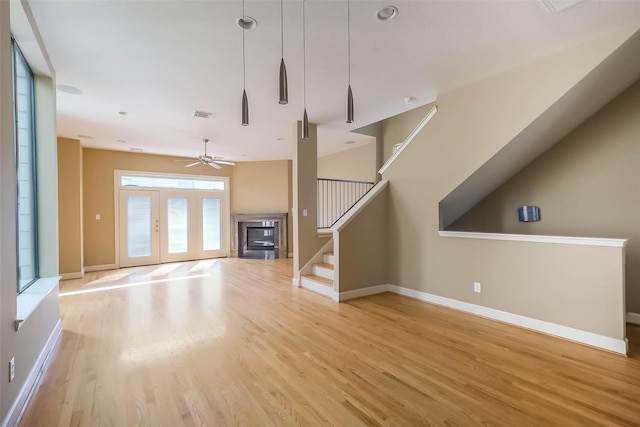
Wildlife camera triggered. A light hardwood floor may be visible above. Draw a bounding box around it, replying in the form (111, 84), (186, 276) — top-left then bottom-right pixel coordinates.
(19, 258), (640, 426)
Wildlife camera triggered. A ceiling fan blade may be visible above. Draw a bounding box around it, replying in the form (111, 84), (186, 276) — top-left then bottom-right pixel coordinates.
(185, 161), (201, 167)
(207, 162), (222, 170)
(213, 160), (236, 166)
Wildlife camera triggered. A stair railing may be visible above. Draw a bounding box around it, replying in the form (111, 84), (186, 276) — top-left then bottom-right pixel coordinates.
(317, 178), (375, 229)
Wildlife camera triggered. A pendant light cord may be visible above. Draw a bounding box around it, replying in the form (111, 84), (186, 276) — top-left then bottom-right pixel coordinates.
(347, 0), (351, 86)
(281, 0), (284, 59)
(242, 0), (246, 90)
(303, 0), (306, 109)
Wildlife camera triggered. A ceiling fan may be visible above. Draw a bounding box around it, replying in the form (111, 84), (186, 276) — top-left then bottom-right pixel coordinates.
(185, 139), (236, 169)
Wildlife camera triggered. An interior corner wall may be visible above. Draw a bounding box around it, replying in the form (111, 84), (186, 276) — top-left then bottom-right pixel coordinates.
(450, 78), (640, 314)
(381, 28), (636, 339)
(317, 142), (377, 183)
(58, 137), (83, 275)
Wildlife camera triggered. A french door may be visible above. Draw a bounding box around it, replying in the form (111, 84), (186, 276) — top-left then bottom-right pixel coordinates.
(119, 189), (227, 267)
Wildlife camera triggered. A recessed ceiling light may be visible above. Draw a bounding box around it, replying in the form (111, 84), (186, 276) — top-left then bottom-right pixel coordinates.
(119, 111), (128, 116)
(236, 16), (258, 30)
(77, 134), (93, 139)
(130, 148), (144, 152)
(56, 85), (83, 95)
(376, 6), (398, 22)
(193, 110), (214, 119)
(403, 96), (415, 104)
(344, 140), (356, 145)
(117, 139), (127, 143)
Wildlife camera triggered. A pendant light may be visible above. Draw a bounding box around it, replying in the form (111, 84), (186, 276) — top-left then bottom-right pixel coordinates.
(346, 0), (354, 123)
(278, 0), (288, 104)
(302, 0), (309, 139)
(241, 0), (249, 126)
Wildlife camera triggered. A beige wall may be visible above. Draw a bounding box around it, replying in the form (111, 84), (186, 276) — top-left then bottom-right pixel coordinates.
(379, 29), (636, 340)
(336, 185), (389, 292)
(451, 79), (640, 314)
(231, 160), (290, 213)
(317, 142), (377, 183)
(58, 138), (83, 275)
(382, 102), (436, 164)
(83, 148), (292, 267)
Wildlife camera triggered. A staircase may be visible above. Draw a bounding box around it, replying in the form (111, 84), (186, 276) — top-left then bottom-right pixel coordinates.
(300, 251), (336, 299)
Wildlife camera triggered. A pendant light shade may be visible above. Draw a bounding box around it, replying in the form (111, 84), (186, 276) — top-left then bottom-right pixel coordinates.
(346, 85), (354, 123)
(279, 58), (288, 105)
(303, 108), (309, 139)
(279, 0), (288, 105)
(242, 89), (249, 126)
(241, 0), (249, 126)
(346, 0), (354, 124)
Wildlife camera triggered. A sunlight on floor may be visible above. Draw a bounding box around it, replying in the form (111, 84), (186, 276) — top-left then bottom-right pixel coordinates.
(188, 259), (218, 273)
(60, 274), (210, 297)
(148, 262), (183, 277)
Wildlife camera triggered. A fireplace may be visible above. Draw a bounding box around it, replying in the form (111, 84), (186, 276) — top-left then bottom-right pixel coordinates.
(231, 213), (287, 259)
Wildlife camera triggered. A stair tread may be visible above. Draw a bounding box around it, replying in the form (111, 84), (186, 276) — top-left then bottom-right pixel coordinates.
(314, 262), (334, 270)
(302, 274), (333, 287)
(324, 252), (334, 256)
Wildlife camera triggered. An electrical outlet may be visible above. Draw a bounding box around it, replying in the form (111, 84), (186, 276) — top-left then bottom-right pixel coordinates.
(474, 282), (481, 293)
(9, 357), (15, 382)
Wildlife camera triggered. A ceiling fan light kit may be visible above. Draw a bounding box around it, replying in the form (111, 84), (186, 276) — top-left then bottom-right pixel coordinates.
(185, 139), (236, 169)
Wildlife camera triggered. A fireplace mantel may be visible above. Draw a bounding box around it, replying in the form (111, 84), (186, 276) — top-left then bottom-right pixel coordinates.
(231, 213), (288, 258)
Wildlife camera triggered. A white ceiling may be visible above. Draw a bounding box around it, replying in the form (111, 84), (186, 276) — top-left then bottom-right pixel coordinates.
(26, 0), (640, 162)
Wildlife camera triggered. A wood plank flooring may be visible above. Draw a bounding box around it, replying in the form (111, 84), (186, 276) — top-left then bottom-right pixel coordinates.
(19, 258), (640, 426)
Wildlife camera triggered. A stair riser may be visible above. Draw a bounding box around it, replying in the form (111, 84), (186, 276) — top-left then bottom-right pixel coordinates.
(313, 265), (334, 280)
(300, 278), (335, 298)
(324, 254), (335, 264)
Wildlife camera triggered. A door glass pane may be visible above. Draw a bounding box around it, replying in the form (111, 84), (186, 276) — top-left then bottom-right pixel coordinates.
(128, 197), (152, 257)
(203, 198), (221, 251)
(168, 197), (189, 254)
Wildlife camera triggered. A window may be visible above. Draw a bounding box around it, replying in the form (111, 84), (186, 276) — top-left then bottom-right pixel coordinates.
(12, 39), (38, 293)
(121, 175), (225, 190)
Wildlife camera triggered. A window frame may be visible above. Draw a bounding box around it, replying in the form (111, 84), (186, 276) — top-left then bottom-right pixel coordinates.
(12, 37), (39, 294)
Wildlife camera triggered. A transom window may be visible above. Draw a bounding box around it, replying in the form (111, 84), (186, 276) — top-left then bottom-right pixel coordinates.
(121, 175), (225, 190)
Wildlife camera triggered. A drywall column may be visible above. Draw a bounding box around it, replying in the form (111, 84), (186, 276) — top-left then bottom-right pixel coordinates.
(292, 121), (328, 280)
(35, 75), (59, 277)
(58, 138), (84, 277)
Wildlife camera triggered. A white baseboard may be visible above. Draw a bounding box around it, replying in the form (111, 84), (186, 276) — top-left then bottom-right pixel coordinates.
(60, 271), (83, 280)
(338, 283), (627, 355)
(292, 277), (300, 287)
(339, 285), (389, 302)
(3, 319), (62, 427)
(627, 312), (640, 325)
(83, 263), (117, 273)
